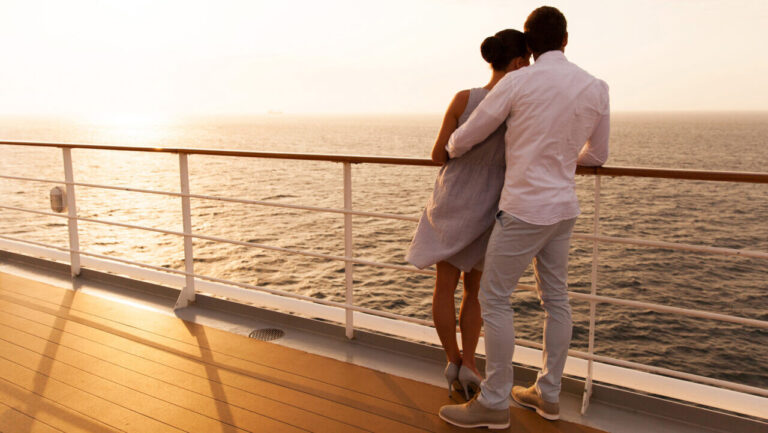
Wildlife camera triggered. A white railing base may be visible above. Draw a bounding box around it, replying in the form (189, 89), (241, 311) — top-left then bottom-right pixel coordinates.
(174, 291), (195, 309)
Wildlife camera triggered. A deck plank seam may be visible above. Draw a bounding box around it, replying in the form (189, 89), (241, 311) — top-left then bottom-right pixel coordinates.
(0, 376), (126, 433)
(0, 399), (66, 433)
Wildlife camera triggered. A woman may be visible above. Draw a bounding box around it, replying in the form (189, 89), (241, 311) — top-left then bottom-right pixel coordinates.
(406, 29), (529, 399)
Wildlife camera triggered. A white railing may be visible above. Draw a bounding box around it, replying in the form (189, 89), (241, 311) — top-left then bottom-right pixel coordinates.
(1, 141), (767, 418)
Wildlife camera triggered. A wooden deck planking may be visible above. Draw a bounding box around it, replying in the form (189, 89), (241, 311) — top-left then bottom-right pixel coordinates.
(0, 272), (605, 433)
(0, 399), (72, 433)
(0, 295), (428, 433)
(0, 312), (377, 433)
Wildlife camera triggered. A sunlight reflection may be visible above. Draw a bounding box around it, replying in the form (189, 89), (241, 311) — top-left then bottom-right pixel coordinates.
(79, 113), (178, 148)
(82, 289), (169, 315)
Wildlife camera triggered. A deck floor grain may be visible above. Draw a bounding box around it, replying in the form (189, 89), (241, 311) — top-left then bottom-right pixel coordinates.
(0, 272), (606, 433)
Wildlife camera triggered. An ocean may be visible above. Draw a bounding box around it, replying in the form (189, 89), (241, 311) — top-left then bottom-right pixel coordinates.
(1, 112), (766, 388)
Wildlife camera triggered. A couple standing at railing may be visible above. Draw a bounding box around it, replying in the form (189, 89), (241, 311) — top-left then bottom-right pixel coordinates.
(406, 6), (609, 429)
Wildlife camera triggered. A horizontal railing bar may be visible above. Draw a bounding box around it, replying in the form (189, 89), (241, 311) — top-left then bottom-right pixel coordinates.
(573, 233), (768, 259)
(513, 283), (767, 327)
(0, 140), (442, 167)
(4, 180), (763, 262)
(190, 232), (436, 275)
(513, 337), (768, 397)
(187, 193), (420, 222)
(0, 207), (434, 275)
(0, 234), (191, 276)
(0, 205), (67, 219)
(3, 140), (768, 182)
(191, 272), (434, 325)
(74, 215), (433, 274)
(510, 283), (768, 328)
(76, 215), (185, 237)
(0, 174), (63, 185)
(568, 291), (768, 328)
(4, 202), (764, 264)
(0, 176), (183, 201)
(577, 165), (768, 184)
(73, 181), (184, 198)
(6, 204), (764, 263)
(0, 176), (421, 221)
(77, 185), (419, 221)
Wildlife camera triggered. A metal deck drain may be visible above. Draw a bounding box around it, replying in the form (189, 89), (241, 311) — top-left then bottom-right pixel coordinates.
(248, 328), (285, 341)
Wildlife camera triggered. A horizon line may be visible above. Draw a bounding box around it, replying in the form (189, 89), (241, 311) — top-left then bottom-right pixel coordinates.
(1, 109), (768, 119)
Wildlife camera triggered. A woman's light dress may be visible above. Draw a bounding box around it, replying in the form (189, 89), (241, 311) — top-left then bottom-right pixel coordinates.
(406, 87), (507, 272)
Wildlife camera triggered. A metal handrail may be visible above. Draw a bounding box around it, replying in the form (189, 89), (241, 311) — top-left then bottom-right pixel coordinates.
(0, 140), (442, 166)
(3, 139), (768, 183)
(1, 140), (767, 411)
(572, 233), (768, 259)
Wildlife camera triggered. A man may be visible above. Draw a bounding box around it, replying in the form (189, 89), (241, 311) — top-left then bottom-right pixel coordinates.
(438, 6), (609, 430)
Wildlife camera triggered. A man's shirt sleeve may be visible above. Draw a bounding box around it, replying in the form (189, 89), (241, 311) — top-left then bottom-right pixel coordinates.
(577, 81), (610, 167)
(446, 76), (516, 159)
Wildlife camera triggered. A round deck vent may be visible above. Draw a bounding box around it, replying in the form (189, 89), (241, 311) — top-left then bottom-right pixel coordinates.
(248, 328), (285, 341)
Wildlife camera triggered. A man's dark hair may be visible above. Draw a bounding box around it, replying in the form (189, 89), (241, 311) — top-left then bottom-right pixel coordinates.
(524, 6), (567, 55)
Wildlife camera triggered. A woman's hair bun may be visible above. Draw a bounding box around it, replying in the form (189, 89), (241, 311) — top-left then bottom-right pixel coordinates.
(480, 29), (527, 71)
(480, 35), (503, 65)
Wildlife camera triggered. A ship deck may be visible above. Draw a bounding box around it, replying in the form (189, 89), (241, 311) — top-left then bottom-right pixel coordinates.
(0, 271), (605, 433)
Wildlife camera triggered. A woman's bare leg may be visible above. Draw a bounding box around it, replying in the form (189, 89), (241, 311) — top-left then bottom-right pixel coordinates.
(459, 268), (483, 376)
(433, 261), (462, 364)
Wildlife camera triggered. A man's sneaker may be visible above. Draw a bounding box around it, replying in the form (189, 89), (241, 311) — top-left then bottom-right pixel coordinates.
(511, 385), (560, 420)
(439, 395), (510, 430)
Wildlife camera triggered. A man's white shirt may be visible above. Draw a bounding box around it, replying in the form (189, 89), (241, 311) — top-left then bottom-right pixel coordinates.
(446, 50), (610, 225)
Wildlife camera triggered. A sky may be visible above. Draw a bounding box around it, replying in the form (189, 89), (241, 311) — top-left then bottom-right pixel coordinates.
(0, 0), (767, 118)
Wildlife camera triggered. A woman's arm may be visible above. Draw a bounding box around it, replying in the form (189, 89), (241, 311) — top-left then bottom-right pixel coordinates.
(431, 90), (470, 164)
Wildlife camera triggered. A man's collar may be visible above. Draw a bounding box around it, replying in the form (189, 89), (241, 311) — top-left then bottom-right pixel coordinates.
(535, 50), (567, 63)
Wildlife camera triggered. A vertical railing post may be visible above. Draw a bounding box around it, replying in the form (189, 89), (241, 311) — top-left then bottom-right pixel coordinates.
(343, 162), (354, 339)
(62, 148), (81, 277)
(175, 152), (196, 309)
(581, 175), (601, 414)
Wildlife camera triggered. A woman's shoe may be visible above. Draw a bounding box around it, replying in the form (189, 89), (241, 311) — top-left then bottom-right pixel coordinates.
(458, 365), (483, 401)
(443, 362), (461, 396)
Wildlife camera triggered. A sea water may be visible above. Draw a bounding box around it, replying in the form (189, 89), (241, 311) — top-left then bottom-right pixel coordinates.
(1, 112), (766, 388)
